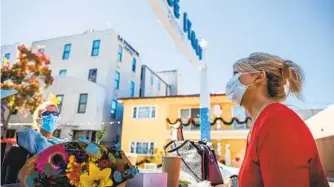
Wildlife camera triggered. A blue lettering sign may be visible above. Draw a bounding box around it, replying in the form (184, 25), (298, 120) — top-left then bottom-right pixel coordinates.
(167, 2), (203, 60)
(167, 0), (180, 19)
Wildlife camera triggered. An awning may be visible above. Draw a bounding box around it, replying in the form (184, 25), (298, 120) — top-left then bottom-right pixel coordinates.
(305, 105), (334, 139)
(1, 90), (18, 99)
(0, 138), (16, 144)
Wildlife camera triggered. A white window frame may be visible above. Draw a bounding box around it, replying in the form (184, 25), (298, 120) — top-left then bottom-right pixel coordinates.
(132, 105), (157, 119)
(178, 108), (200, 118)
(178, 107), (200, 131)
(129, 141), (155, 156)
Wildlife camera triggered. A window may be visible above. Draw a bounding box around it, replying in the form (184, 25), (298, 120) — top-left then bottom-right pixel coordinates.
(150, 74), (153, 86)
(4, 53), (10, 59)
(110, 100), (117, 120)
(180, 108), (200, 119)
(130, 141), (154, 155)
(88, 69), (97, 83)
(77, 94), (88, 113)
(56, 94), (64, 113)
(132, 58), (136, 72)
(114, 71), (120, 89)
(157, 81), (161, 91)
(53, 130), (61, 138)
(73, 130), (91, 140)
(232, 106), (247, 129)
(6, 130), (16, 138)
(62, 44), (71, 60)
(117, 46), (123, 62)
(180, 108), (200, 130)
(91, 40), (100, 56)
(132, 106), (156, 119)
(130, 81), (135, 97)
(59, 69), (67, 76)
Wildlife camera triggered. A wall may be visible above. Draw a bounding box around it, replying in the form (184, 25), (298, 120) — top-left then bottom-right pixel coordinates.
(316, 136), (334, 178)
(31, 30), (143, 124)
(1, 43), (19, 65)
(156, 70), (181, 95)
(45, 76), (106, 129)
(121, 99), (168, 155)
(140, 65), (170, 97)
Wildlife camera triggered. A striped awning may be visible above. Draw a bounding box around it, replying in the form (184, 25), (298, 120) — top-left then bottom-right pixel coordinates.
(1, 90), (18, 99)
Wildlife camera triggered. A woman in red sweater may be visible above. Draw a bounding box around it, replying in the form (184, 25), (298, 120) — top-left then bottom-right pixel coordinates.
(225, 53), (329, 187)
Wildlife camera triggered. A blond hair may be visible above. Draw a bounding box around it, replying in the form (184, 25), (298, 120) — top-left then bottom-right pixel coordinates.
(32, 101), (59, 129)
(233, 52), (305, 102)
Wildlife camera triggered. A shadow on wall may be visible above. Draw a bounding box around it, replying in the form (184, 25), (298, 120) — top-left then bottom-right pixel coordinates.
(316, 135), (334, 178)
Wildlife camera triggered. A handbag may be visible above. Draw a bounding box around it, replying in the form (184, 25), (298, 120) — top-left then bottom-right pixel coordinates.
(164, 126), (224, 185)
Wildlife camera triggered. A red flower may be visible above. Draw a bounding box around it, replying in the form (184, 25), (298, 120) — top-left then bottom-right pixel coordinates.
(98, 159), (112, 169)
(235, 156), (240, 162)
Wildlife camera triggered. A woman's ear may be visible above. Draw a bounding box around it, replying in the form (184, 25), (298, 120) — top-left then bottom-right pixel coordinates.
(253, 71), (266, 84)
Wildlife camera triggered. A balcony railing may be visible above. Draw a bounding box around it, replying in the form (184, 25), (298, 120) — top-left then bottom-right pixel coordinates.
(182, 123), (251, 131)
(169, 118), (252, 131)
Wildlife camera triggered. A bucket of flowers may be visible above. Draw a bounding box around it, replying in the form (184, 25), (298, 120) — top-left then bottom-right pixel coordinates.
(19, 127), (138, 187)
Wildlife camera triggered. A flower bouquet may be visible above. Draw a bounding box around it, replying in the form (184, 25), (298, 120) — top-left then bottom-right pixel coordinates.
(20, 130), (138, 187)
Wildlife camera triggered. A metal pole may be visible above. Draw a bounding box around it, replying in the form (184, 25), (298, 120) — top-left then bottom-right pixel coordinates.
(199, 39), (211, 141)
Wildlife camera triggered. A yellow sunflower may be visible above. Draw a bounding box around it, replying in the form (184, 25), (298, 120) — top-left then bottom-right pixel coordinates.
(66, 156), (85, 186)
(80, 162), (113, 187)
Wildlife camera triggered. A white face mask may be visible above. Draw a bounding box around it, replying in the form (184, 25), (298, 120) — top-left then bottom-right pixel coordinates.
(225, 72), (258, 105)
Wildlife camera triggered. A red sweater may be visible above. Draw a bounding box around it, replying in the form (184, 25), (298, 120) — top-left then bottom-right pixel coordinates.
(238, 103), (329, 187)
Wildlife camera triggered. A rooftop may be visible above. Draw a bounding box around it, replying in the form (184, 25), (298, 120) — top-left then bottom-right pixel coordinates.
(31, 29), (115, 44)
(118, 93), (226, 101)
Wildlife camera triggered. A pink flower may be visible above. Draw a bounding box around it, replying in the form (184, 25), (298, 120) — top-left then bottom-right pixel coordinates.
(35, 144), (69, 173)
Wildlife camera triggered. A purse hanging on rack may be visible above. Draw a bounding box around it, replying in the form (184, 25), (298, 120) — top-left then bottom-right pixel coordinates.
(165, 124), (224, 185)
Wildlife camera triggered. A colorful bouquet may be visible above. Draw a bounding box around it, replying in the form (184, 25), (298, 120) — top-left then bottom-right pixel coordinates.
(22, 137), (138, 187)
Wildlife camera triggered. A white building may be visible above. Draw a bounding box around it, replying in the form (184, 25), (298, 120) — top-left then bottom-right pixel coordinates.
(156, 70), (182, 95)
(140, 65), (171, 97)
(1, 43), (19, 64)
(1, 29), (180, 143)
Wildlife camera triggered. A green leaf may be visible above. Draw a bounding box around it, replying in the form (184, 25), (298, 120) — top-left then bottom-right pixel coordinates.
(96, 130), (103, 139)
(108, 153), (116, 163)
(44, 164), (53, 175)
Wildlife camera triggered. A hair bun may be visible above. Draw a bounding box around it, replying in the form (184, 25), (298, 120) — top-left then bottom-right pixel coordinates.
(282, 60), (292, 82)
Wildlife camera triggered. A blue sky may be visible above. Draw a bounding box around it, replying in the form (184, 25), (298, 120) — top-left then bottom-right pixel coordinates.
(1, 0), (333, 109)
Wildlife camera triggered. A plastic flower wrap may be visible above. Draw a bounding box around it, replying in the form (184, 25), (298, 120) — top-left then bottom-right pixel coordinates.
(22, 137), (139, 187)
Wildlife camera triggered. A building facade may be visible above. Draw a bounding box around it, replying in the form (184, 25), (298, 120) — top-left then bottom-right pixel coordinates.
(1, 43), (19, 65)
(156, 70), (182, 95)
(140, 65), (171, 97)
(1, 29), (179, 143)
(119, 94), (251, 168)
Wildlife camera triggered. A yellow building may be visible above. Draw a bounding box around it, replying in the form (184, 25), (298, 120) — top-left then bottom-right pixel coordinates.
(119, 93), (251, 167)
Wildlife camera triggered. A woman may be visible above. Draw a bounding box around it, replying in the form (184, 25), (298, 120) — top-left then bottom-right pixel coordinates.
(16, 101), (64, 154)
(2, 101), (65, 185)
(225, 53), (329, 187)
